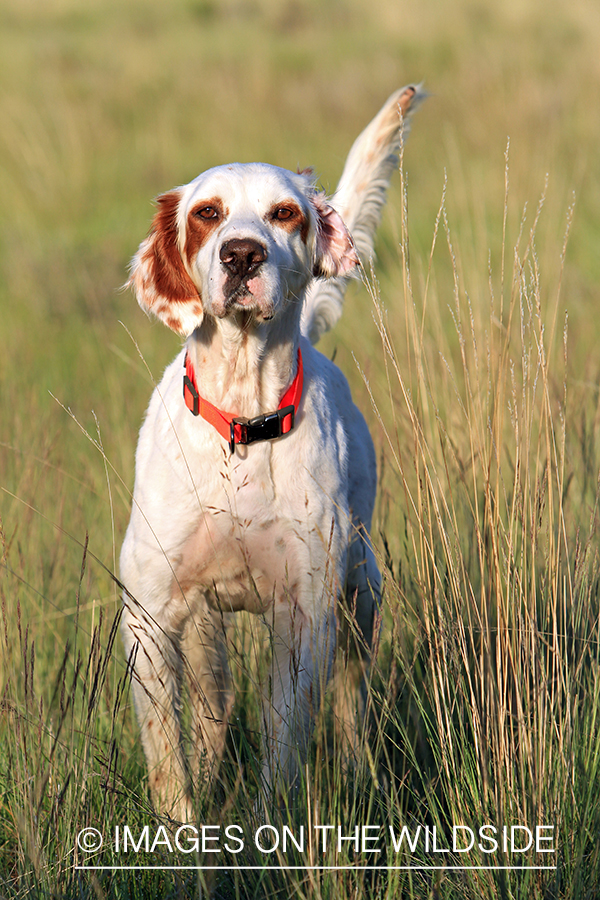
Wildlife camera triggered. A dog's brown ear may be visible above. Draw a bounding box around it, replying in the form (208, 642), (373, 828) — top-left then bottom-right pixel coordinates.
(311, 191), (359, 279)
(128, 189), (204, 335)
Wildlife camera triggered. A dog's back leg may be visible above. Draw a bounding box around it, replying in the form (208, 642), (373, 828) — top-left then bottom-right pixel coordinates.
(335, 529), (382, 761)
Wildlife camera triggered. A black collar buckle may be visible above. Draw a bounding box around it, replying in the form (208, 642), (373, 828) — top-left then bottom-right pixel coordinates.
(229, 405), (295, 455)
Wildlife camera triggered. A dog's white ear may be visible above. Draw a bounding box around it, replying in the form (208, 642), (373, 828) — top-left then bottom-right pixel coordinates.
(311, 191), (359, 279)
(128, 189), (204, 336)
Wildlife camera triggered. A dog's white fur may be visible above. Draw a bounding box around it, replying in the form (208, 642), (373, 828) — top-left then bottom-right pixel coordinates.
(120, 85), (424, 821)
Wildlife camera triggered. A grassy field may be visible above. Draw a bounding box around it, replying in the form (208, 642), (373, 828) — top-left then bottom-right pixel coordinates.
(1, 0), (600, 897)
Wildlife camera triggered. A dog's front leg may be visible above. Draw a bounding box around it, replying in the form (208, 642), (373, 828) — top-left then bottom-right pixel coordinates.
(121, 602), (192, 822)
(261, 602), (336, 797)
(181, 602), (234, 787)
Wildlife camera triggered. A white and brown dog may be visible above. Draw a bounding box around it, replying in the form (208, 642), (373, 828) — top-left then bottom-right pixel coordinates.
(120, 85), (424, 820)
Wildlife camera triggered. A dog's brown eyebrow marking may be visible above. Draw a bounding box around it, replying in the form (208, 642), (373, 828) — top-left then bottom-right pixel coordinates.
(185, 197), (228, 264)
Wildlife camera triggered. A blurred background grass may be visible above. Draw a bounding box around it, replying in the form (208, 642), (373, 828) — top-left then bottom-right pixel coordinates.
(3, 0), (597, 618)
(1, 0), (598, 508)
(1, 0), (600, 896)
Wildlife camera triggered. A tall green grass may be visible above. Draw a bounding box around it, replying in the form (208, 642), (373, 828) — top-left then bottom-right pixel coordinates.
(1, 0), (599, 897)
(366, 147), (600, 897)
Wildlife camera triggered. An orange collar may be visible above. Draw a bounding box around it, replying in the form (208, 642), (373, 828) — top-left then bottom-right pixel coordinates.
(183, 348), (303, 454)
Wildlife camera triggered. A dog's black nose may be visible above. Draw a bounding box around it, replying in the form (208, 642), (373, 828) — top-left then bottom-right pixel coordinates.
(220, 239), (267, 278)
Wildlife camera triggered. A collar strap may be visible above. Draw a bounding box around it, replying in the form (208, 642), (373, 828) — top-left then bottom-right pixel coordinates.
(183, 348), (303, 454)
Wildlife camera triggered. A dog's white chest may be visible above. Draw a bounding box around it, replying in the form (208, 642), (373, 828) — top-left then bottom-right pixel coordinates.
(170, 443), (309, 613)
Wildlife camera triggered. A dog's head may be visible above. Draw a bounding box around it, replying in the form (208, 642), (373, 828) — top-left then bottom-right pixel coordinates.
(128, 163), (358, 335)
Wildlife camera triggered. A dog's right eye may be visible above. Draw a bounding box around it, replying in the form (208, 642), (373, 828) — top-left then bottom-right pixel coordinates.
(194, 206), (219, 219)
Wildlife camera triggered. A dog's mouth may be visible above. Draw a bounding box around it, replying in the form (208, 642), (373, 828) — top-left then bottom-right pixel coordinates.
(223, 281), (274, 320)
(227, 282), (254, 304)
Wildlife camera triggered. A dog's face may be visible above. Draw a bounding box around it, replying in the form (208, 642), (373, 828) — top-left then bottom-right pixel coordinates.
(129, 163), (358, 335)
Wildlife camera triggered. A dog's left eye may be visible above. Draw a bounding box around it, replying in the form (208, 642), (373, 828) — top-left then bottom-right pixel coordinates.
(273, 207), (295, 221)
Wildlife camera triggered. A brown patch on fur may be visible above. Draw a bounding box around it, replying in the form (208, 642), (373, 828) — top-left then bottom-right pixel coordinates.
(397, 85), (416, 114)
(143, 190), (200, 305)
(185, 197), (226, 266)
(165, 314), (184, 332)
(300, 215), (310, 244)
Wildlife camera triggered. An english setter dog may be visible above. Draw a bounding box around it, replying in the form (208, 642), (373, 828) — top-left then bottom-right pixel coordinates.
(121, 84), (424, 820)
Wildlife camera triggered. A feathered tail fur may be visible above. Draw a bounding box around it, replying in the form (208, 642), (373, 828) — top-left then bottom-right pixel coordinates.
(301, 83), (426, 344)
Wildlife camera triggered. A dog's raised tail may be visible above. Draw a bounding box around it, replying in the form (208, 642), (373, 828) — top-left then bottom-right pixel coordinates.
(301, 83), (426, 345)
